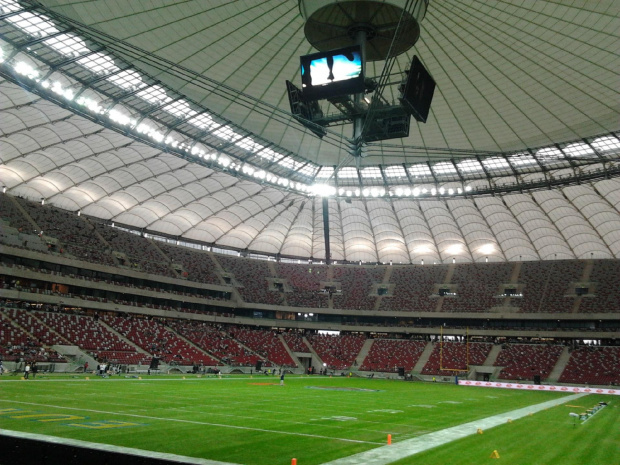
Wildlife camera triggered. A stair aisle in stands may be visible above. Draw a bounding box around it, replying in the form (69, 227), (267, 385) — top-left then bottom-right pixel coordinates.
(547, 346), (571, 384)
(412, 342), (434, 374)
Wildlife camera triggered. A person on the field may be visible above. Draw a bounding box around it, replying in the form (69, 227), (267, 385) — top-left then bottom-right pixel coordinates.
(24, 363), (31, 379)
(280, 371), (285, 386)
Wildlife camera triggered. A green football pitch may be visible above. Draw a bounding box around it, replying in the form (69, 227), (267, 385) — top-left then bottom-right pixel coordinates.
(0, 374), (617, 465)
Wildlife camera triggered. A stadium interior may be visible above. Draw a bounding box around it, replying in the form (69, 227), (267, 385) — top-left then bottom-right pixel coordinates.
(0, 0), (618, 463)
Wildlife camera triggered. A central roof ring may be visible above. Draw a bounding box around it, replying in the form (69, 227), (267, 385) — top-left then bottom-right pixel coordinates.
(348, 23), (377, 42)
(299, 0), (428, 61)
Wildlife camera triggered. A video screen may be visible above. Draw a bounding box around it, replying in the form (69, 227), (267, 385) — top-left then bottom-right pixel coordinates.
(300, 45), (364, 100)
(400, 55), (435, 123)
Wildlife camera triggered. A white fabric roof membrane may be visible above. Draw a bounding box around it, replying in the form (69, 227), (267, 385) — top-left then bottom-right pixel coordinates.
(0, 1), (619, 263)
(1, 79), (620, 263)
(31, 0), (620, 167)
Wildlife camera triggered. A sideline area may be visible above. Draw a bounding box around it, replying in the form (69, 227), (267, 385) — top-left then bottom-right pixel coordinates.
(0, 382), (590, 465)
(0, 428), (236, 465)
(319, 393), (587, 465)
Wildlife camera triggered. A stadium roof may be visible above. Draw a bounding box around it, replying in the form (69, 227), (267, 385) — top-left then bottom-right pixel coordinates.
(0, 0), (619, 263)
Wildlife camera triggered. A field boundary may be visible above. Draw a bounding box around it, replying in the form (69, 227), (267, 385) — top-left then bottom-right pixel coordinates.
(319, 393), (587, 465)
(0, 428), (237, 465)
(459, 380), (620, 396)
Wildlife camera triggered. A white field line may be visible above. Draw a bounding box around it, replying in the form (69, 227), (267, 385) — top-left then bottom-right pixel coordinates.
(0, 399), (383, 445)
(319, 393), (588, 465)
(0, 428), (237, 465)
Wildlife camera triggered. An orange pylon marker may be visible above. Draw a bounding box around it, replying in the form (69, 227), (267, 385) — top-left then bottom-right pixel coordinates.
(85, 377), (89, 380)
(387, 434), (392, 445)
(490, 450), (500, 459)
(477, 428), (484, 434)
(291, 459), (297, 465)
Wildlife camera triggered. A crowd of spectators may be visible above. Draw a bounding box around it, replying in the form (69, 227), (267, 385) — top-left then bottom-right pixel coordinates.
(332, 267), (383, 310)
(158, 242), (221, 285)
(217, 256), (284, 305)
(0, 196), (35, 232)
(2, 194), (619, 317)
(94, 224), (177, 277)
(0, 262), (231, 315)
(15, 198), (115, 266)
(516, 261), (583, 313)
(379, 265), (447, 312)
(441, 263), (512, 313)
(276, 263), (329, 308)
(578, 260), (620, 313)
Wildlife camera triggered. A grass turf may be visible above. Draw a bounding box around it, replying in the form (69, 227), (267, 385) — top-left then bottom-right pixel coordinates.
(0, 374), (617, 464)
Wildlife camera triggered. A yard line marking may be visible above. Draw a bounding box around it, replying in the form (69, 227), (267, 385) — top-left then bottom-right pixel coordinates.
(320, 393), (588, 465)
(0, 428), (237, 465)
(0, 400), (382, 445)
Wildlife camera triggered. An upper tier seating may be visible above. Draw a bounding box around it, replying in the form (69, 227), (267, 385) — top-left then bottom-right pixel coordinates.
(421, 342), (492, 376)
(94, 224), (177, 277)
(0, 196), (33, 232)
(559, 346), (620, 386)
(442, 263), (512, 313)
(3, 196), (620, 320)
(216, 256), (283, 305)
(578, 260), (620, 313)
(158, 243), (221, 285)
(494, 343), (563, 381)
(379, 265), (448, 312)
(276, 263), (329, 308)
(306, 333), (365, 370)
(332, 267), (384, 310)
(517, 261), (583, 313)
(14, 198), (115, 266)
(360, 339), (427, 372)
